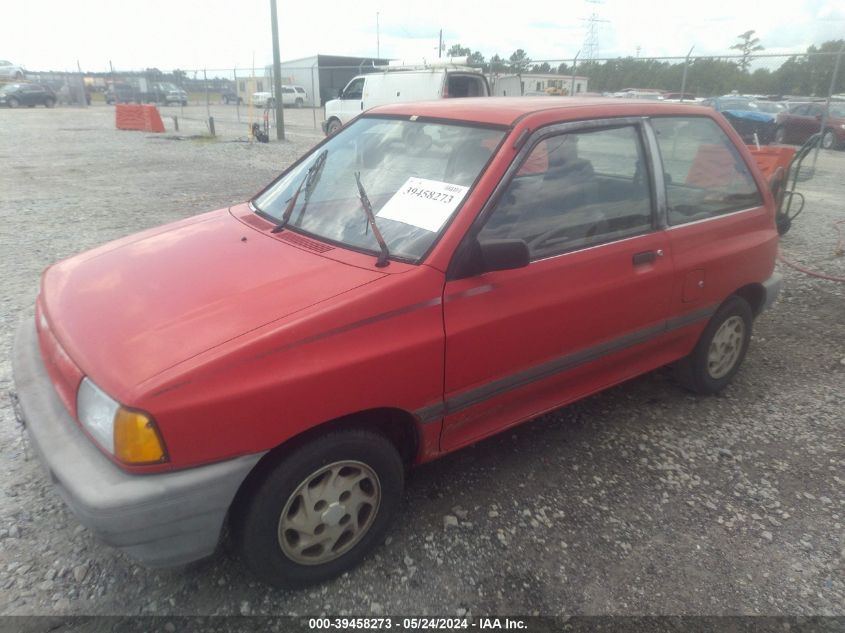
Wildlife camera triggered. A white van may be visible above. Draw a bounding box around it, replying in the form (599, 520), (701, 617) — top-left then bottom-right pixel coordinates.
(322, 64), (489, 135)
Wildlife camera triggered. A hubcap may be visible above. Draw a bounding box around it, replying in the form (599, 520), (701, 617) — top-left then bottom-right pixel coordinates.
(822, 132), (834, 149)
(707, 316), (745, 379)
(277, 460), (381, 565)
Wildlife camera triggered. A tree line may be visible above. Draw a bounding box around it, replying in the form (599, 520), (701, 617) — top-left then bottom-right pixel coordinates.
(448, 38), (845, 97)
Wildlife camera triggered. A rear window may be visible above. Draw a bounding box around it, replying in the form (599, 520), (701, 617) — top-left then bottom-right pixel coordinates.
(651, 117), (762, 225)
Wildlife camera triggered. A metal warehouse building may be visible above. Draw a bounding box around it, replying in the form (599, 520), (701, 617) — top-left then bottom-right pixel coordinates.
(267, 54), (391, 107)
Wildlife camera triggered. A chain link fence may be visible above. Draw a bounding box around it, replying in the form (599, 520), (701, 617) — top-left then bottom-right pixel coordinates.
(13, 47), (844, 145)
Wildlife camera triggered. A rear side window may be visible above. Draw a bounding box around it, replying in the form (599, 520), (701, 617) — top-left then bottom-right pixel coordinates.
(479, 125), (653, 260)
(651, 117), (762, 226)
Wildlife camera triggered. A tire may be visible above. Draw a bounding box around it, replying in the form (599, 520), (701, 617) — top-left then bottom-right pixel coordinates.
(44, 97), (55, 108)
(326, 118), (342, 135)
(7, 97), (19, 109)
(295, 98), (304, 108)
(673, 296), (753, 395)
(774, 126), (786, 144)
(235, 429), (404, 588)
(821, 129), (836, 150)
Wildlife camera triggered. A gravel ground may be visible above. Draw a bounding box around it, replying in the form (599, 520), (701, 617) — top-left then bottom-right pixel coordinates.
(0, 105), (843, 617)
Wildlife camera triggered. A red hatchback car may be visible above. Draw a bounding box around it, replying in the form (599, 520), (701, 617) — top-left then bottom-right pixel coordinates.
(13, 98), (781, 587)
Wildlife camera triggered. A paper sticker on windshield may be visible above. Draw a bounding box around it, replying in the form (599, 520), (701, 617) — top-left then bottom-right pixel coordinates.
(376, 177), (469, 233)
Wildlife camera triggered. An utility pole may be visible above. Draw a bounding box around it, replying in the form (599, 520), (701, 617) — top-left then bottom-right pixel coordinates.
(270, 0), (285, 140)
(377, 12), (380, 59)
(438, 30), (443, 58)
(680, 45), (694, 102)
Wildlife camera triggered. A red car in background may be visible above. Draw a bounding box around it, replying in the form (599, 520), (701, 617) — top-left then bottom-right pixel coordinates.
(13, 98), (782, 587)
(774, 101), (845, 149)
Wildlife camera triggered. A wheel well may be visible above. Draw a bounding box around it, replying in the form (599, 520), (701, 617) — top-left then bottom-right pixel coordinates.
(733, 283), (765, 317)
(226, 408), (420, 532)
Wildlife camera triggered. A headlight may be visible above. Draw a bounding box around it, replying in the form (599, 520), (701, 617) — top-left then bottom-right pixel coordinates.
(77, 378), (167, 464)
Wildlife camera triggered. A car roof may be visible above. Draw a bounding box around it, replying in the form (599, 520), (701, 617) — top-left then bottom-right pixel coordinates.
(368, 97), (713, 127)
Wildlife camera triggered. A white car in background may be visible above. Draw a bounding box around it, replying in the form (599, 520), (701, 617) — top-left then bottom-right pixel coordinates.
(251, 85), (309, 108)
(0, 60), (25, 80)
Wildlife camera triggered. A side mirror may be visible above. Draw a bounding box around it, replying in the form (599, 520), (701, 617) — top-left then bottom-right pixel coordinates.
(479, 239), (530, 272)
(453, 238), (530, 278)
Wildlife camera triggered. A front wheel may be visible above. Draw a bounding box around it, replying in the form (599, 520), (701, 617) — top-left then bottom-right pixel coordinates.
(236, 430), (404, 588)
(673, 296), (753, 395)
(326, 118), (342, 135)
(821, 129), (836, 150)
(7, 97), (19, 109)
(44, 97), (56, 108)
(295, 98), (304, 108)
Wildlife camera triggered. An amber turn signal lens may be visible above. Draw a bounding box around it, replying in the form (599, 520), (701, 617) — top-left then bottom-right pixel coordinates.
(113, 408), (167, 464)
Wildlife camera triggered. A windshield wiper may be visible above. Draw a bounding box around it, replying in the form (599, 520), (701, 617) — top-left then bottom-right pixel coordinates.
(271, 149), (328, 233)
(354, 172), (390, 268)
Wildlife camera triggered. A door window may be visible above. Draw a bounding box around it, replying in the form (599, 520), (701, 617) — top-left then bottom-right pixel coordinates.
(478, 125), (654, 260)
(651, 117), (762, 225)
(343, 78), (365, 100)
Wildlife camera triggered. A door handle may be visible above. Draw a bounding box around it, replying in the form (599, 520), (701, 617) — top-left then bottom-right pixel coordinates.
(632, 249), (663, 265)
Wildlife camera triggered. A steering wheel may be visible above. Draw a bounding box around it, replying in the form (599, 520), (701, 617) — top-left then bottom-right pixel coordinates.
(526, 213), (610, 253)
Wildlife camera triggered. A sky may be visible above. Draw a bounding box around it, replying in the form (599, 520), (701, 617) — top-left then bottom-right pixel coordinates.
(5, 0), (845, 73)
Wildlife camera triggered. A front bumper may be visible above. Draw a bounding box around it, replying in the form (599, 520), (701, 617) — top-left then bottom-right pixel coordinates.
(12, 316), (265, 567)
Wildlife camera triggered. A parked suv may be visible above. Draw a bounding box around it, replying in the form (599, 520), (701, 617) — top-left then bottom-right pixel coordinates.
(14, 99), (781, 588)
(151, 82), (188, 106)
(251, 85), (308, 108)
(0, 82), (56, 108)
(774, 101), (845, 149)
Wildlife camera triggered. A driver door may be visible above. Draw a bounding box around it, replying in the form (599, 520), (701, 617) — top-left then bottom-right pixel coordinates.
(440, 120), (675, 451)
(337, 77), (366, 125)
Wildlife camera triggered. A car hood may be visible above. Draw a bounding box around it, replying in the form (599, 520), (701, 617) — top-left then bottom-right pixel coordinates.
(40, 208), (384, 398)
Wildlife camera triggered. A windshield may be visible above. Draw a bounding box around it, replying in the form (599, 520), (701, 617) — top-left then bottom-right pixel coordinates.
(254, 117), (506, 262)
(0, 84), (20, 93)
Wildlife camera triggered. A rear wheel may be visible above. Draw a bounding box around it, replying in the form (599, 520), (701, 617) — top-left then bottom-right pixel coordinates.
(673, 296), (753, 395)
(44, 97), (56, 108)
(295, 98), (304, 108)
(774, 126), (786, 144)
(236, 429), (404, 588)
